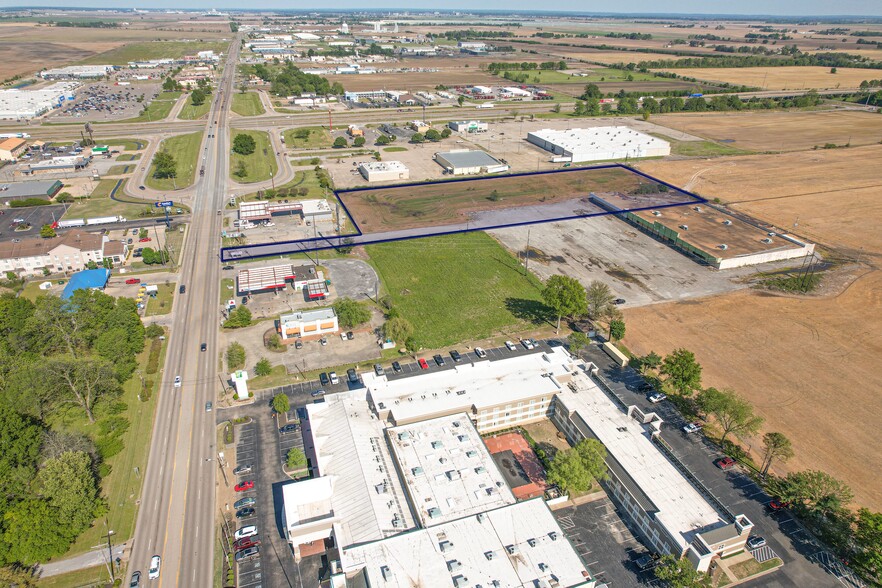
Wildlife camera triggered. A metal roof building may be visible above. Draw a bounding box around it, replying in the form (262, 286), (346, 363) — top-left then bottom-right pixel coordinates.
(237, 264), (297, 293)
(0, 180), (63, 201)
(527, 127), (671, 163)
(62, 269), (110, 299)
(433, 150), (509, 176)
(358, 161), (409, 182)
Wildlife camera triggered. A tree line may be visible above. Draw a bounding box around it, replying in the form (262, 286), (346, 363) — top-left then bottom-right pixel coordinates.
(244, 63), (344, 98)
(636, 50), (882, 70)
(0, 290), (151, 572)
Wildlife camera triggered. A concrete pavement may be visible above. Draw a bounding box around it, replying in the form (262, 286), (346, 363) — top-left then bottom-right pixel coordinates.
(38, 544), (126, 578)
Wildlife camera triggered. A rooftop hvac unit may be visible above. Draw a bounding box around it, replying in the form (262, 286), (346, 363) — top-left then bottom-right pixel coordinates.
(719, 244), (729, 250)
(506, 545), (518, 555)
(527, 538), (537, 547)
(485, 551), (495, 560)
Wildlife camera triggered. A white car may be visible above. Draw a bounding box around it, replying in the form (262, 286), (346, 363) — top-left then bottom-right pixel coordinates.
(505, 341), (517, 351)
(521, 339), (536, 350)
(682, 423), (702, 434)
(234, 525), (257, 540)
(148, 555), (161, 580)
(474, 347), (487, 358)
(648, 392), (667, 403)
(329, 372), (339, 385)
(173, 376), (182, 388)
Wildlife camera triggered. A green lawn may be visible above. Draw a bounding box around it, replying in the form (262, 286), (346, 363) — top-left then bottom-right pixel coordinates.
(501, 67), (658, 85)
(230, 129), (278, 184)
(383, 146), (408, 152)
(221, 277), (235, 304)
(37, 564), (110, 587)
(96, 138), (146, 151)
(20, 280), (64, 301)
(146, 131), (203, 191)
(63, 179), (155, 219)
(178, 98), (212, 120)
(113, 91), (180, 124)
(283, 126), (333, 149)
(80, 41), (229, 65)
(366, 232), (548, 348)
(116, 153), (141, 162)
(53, 333), (166, 558)
(240, 169), (324, 201)
(667, 139), (752, 157)
(107, 164), (134, 175)
(231, 92), (266, 116)
(144, 283), (175, 316)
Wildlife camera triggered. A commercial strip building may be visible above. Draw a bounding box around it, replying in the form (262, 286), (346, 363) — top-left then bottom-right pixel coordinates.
(0, 180), (65, 201)
(277, 307), (339, 342)
(527, 127), (671, 162)
(25, 156), (90, 174)
(358, 161), (409, 182)
(433, 150), (510, 175)
(237, 263), (324, 294)
(448, 120), (488, 133)
(285, 345), (751, 577)
(592, 195), (815, 269)
(39, 65), (115, 79)
(0, 230), (125, 276)
(0, 82), (81, 120)
(0, 138), (28, 160)
(237, 199), (334, 224)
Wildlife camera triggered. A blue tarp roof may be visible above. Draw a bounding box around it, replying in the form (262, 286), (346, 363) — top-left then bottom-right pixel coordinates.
(62, 269), (110, 300)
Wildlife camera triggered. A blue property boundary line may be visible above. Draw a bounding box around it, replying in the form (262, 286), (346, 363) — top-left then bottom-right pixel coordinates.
(220, 163), (707, 262)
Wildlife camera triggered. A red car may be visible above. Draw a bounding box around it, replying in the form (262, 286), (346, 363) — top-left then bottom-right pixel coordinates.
(768, 499), (790, 511)
(139, 237), (151, 242)
(418, 358), (429, 370)
(714, 457), (737, 470)
(233, 536), (260, 551)
(125, 278), (141, 285)
(234, 481), (254, 492)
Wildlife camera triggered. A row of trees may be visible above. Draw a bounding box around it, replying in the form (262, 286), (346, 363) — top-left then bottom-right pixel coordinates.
(0, 290), (149, 568)
(246, 63), (344, 98)
(542, 275), (625, 340)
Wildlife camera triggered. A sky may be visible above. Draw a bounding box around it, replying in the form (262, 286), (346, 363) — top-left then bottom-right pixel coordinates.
(3, 1), (882, 17)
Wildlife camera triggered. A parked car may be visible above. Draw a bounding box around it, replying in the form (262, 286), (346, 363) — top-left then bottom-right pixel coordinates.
(714, 456), (737, 470)
(234, 525), (257, 540)
(449, 350), (462, 362)
(173, 376), (181, 388)
(320, 337), (327, 346)
(635, 553), (660, 571)
(234, 480), (255, 492)
(125, 278), (140, 284)
(747, 536), (767, 549)
(474, 347), (487, 358)
(223, 265), (234, 270)
(148, 556), (161, 580)
(614, 298), (626, 305)
(319, 372), (329, 386)
(179, 285), (186, 294)
(236, 507), (255, 519)
(392, 361), (402, 372)
(127, 238), (133, 244)
(129, 570), (141, 587)
(233, 536), (260, 551)
(234, 497), (255, 509)
(233, 465), (252, 476)
(295, 339), (302, 349)
(682, 423), (702, 434)
(311, 390), (324, 397)
(648, 392), (667, 403)
(521, 339), (536, 350)
(505, 340), (517, 351)
(374, 364), (385, 376)
(235, 546), (260, 562)
(767, 499), (790, 512)
(139, 185), (145, 190)
(347, 368), (358, 383)
(433, 354), (445, 366)
(138, 237), (151, 242)
(279, 424), (299, 434)
(418, 358), (429, 369)
(329, 371), (339, 385)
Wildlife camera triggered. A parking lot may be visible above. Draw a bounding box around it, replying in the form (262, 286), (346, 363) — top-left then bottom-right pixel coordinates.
(0, 204), (65, 242)
(45, 81), (162, 122)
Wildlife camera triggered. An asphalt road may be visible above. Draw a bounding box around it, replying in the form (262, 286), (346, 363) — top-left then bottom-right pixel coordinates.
(125, 37), (240, 587)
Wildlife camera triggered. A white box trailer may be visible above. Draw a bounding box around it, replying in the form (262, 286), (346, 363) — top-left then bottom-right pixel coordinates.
(57, 218), (85, 228)
(602, 341), (629, 367)
(86, 215), (125, 225)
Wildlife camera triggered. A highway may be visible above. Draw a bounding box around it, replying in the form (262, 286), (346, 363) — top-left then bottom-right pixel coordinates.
(126, 38), (239, 587)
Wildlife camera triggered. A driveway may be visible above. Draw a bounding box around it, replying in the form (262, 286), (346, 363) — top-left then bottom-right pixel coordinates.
(322, 259), (378, 300)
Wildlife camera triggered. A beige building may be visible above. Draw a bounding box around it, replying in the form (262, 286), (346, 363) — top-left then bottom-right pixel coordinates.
(0, 230), (121, 276)
(0, 137), (27, 161)
(278, 307), (338, 342)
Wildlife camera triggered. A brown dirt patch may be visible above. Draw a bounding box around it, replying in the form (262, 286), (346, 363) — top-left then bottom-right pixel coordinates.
(326, 70), (500, 92)
(659, 66), (877, 90)
(650, 110), (882, 152)
(623, 270), (882, 511)
(341, 167), (655, 233)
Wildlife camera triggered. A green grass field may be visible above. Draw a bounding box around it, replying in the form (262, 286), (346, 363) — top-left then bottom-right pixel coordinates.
(241, 169), (324, 201)
(667, 139), (752, 157)
(231, 92), (266, 116)
(62, 179), (152, 219)
(146, 131), (203, 191)
(116, 153), (141, 161)
(230, 129), (278, 184)
(283, 126), (333, 149)
(80, 41), (229, 65)
(366, 232), (547, 348)
(499, 67), (658, 85)
(115, 91), (181, 123)
(95, 138), (146, 151)
(383, 146), (408, 152)
(107, 164), (134, 175)
(37, 564), (110, 587)
(178, 98), (212, 120)
(144, 283), (175, 316)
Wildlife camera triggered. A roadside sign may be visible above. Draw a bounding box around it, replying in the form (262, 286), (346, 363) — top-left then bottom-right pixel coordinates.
(155, 200), (173, 208)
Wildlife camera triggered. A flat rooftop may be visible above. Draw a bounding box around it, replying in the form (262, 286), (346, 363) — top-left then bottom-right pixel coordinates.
(388, 414), (516, 527)
(304, 392), (416, 548)
(280, 307), (336, 323)
(363, 349), (570, 425)
(237, 263), (296, 292)
(556, 369), (725, 550)
(341, 498), (592, 588)
(528, 127), (669, 156)
(435, 149), (505, 169)
(629, 201), (809, 259)
(359, 160), (408, 172)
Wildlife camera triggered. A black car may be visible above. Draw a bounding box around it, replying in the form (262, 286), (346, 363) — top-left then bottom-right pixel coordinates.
(236, 507), (255, 518)
(347, 368), (358, 383)
(179, 285), (186, 294)
(614, 298), (626, 305)
(129, 570), (141, 587)
(200, 343), (207, 352)
(279, 424), (299, 434)
(449, 350), (462, 362)
(319, 372), (330, 386)
(222, 265), (234, 270)
(391, 361), (402, 372)
(433, 354), (445, 366)
(241, 296), (248, 305)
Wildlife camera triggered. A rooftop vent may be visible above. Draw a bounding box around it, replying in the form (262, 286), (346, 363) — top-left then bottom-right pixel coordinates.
(549, 532), (559, 541)
(380, 565), (391, 580)
(447, 559), (462, 572)
(768, 232), (777, 237)
(762, 238), (773, 244)
(427, 507), (442, 519)
(679, 225), (688, 230)
(439, 540), (454, 552)
(412, 467), (424, 476)
(452, 575), (469, 588)
(397, 431), (411, 440)
(693, 206), (702, 212)
(457, 435), (468, 442)
(485, 551), (495, 561)
(506, 545), (518, 555)
(539, 563), (548, 572)
(446, 470), (461, 481)
(527, 538), (537, 547)
(466, 450), (478, 458)
(431, 440), (444, 449)
(652, 211), (662, 217)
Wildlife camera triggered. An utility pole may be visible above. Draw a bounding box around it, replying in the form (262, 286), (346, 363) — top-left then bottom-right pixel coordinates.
(524, 229), (531, 275)
(102, 519), (115, 581)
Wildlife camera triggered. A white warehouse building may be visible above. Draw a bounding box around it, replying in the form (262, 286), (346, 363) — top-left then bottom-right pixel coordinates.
(358, 161), (409, 182)
(0, 82), (80, 120)
(528, 126), (670, 163)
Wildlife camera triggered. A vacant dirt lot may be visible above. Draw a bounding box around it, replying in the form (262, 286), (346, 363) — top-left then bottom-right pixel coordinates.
(660, 66), (878, 90)
(651, 110), (882, 152)
(325, 70), (500, 92)
(623, 270), (882, 511)
(636, 145), (882, 258)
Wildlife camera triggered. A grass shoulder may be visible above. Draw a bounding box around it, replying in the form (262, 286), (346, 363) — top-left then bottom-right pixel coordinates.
(231, 92), (266, 116)
(230, 129), (278, 184)
(283, 126), (333, 149)
(146, 131), (203, 191)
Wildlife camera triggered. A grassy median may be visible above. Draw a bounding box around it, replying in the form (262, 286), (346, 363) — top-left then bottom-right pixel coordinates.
(230, 129), (278, 184)
(146, 131), (203, 191)
(231, 92), (265, 116)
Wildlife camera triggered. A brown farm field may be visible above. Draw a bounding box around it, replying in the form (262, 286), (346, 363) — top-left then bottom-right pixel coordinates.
(659, 66), (878, 90)
(650, 110), (882, 152)
(326, 70), (500, 92)
(340, 166), (668, 233)
(623, 270), (882, 511)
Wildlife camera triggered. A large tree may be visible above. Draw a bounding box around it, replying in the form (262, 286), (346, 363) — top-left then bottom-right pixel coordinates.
(333, 298), (371, 329)
(696, 387), (763, 446)
(37, 451), (101, 535)
(760, 432), (794, 478)
(43, 356), (119, 423)
(653, 555), (713, 588)
(769, 470), (854, 516)
(382, 317), (413, 343)
(546, 449), (592, 494)
(226, 342), (246, 370)
(153, 151), (177, 179)
(574, 439), (608, 482)
(661, 348), (702, 395)
(2, 498), (72, 564)
(272, 393), (290, 414)
(232, 133), (256, 155)
(608, 319), (626, 341)
(223, 306), (252, 329)
(586, 280), (614, 319)
(853, 508), (882, 583)
(0, 407), (43, 511)
(542, 275), (588, 333)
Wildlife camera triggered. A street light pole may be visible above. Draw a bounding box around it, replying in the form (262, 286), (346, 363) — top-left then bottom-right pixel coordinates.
(102, 520), (115, 581)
